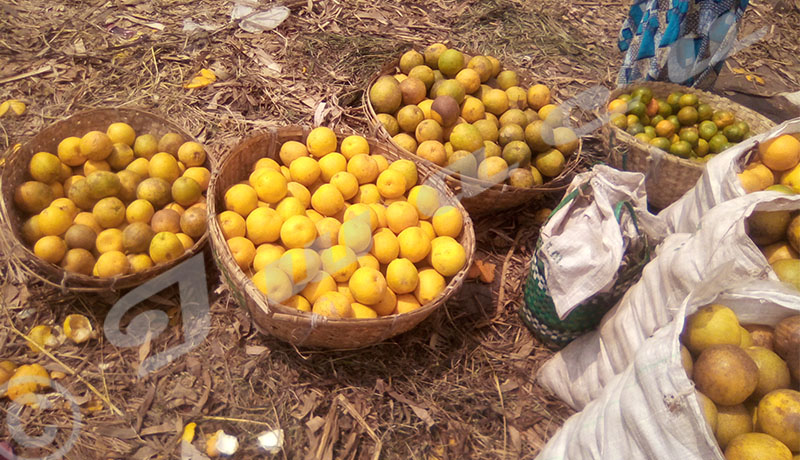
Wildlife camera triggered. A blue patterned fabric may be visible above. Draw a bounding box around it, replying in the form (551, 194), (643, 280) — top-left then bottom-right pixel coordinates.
(617, 0), (749, 89)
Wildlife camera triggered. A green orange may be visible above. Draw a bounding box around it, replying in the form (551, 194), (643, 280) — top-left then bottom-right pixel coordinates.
(650, 137), (671, 151)
(669, 140), (693, 158)
(709, 133), (728, 153)
(699, 120), (718, 140)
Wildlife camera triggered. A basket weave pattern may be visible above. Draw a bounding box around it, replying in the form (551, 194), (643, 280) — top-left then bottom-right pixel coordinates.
(206, 126), (476, 349)
(601, 81), (774, 210)
(0, 108), (210, 292)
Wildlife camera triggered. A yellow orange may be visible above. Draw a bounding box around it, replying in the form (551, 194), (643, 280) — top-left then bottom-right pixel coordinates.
(347, 154), (379, 185)
(353, 184), (381, 204)
(319, 152), (347, 182)
(386, 201), (419, 234)
(348, 267), (387, 305)
(432, 205), (463, 237)
(760, 134), (800, 171)
(227, 236), (256, 270)
(430, 239), (467, 276)
(343, 203), (379, 232)
(396, 293), (422, 314)
(252, 267), (293, 302)
(246, 207), (283, 245)
(272, 197), (304, 221)
(388, 159), (418, 191)
(253, 243), (285, 272)
(311, 291), (354, 318)
(386, 258), (419, 294)
(224, 183), (258, 217)
(321, 244), (358, 282)
(397, 226), (431, 263)
(338, 218), (372, 253)
(34, 235), (67, 264)
(311, 184), (345, 217)
(330, 171), (359, 200)
(289, 156), (321, 187)
(278, 248), (321, 284)
(95, 250), (131, 277)
(286, 181), (312, 208)
(253, 168), (289, 204)
(371, 228), (400, 264)
(376, 169), (407, 199)
(340, 135), (370, 159)
(407, 185), (440, 219)
(279, 141), (309, 166)
(415, 268), (446, 304)
(306, 127), (338, 158)
(280, 215), (317, 249)
(218, 211), (246, 239)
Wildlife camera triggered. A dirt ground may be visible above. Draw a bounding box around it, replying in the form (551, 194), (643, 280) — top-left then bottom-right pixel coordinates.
(0, 0), (798, 459)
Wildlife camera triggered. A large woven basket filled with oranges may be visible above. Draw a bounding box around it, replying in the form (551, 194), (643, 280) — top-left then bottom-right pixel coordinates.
(601, 81), (774, 210)
(0, 108), (212, 292)
(363, 43), (583, 216)
(207, 126), (475, 349)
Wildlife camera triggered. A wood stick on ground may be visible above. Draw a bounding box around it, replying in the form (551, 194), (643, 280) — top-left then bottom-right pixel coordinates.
(0, 65), (53, 85)
(495, 230), (524, 319)
(336, 394), (383, 460)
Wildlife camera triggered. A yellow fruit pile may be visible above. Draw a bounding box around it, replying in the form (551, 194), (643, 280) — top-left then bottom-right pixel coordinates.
(218, 127), (468, 319)
(607, 87), (751, 162)
(681, 304), (799, 459)
(738, 133), (800, 194)
(368, 44), (579, 189)
(746, 209), (800, 292)
(13, 122), (210, 278)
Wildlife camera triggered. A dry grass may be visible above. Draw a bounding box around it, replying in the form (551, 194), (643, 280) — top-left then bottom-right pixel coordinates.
(0, 0), (797, 458)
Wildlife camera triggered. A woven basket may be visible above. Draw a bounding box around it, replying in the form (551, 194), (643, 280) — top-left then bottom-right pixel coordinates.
(363, 55), (582, 217)
(521, 195), (651, 348)
(0, 108), (211, 292)
(207, 126), (476, 349)
(601, 81), (774, 210)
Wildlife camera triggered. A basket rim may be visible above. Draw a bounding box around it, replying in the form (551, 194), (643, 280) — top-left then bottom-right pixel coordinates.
(599, 81), (775, 171)
(0, 106), (211, 292)
(362, 52), (583, 195)
(206, 125), (476, 335)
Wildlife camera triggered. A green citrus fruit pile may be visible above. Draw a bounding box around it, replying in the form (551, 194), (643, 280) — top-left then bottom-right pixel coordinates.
(608, 87), (750, 162)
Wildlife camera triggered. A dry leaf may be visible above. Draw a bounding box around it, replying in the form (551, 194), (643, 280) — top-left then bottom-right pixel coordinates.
(467, 261), (482, 279)
(476, 260), (496, 283)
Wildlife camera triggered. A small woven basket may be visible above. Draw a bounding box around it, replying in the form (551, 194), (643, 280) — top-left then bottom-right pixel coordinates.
(601, 81), (774, 210)
(520, 195), (651, 348)
(207, 126), (476, 349)
(363, 54), (582, 217)
(0, 108), (211, 292)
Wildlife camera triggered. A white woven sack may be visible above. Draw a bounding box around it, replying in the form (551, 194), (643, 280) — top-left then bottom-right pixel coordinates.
(660, 117), (800, 234)
(538, 192), (800, 410)
(537, 278), (800, 460)
(539, 164), (664, 319)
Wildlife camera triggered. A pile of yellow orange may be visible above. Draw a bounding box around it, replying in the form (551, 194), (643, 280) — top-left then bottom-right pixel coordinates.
(738, 133), (800, 194)
(681, 304), (800, 459)
(13, 123), (210, 278)
(217, 127), (467, 319)
(368, 44), (579, 188)
(746, 205), (800, 292)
